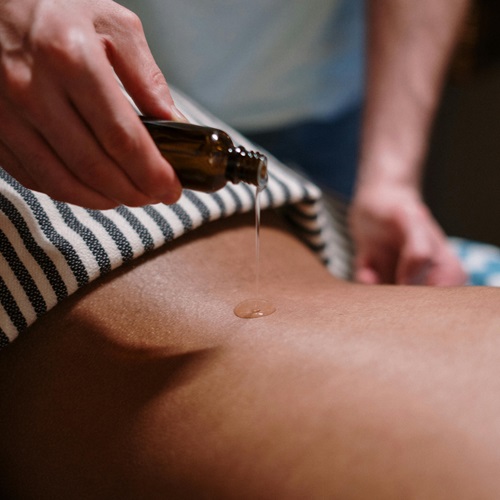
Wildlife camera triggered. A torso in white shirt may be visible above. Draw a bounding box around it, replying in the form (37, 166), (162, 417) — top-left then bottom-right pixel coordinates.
(118, 0), (365, 131)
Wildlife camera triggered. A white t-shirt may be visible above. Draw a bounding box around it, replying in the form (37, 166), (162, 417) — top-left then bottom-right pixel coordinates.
(118, 0), (365, 131)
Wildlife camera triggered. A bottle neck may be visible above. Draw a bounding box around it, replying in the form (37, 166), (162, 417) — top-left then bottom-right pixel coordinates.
(226, 146), (268, 190)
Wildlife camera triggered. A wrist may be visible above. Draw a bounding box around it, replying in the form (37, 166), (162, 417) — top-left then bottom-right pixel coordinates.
(356, 125), (429, 191)
(352, 179), (424, 216)
(354, 157), (423, 200)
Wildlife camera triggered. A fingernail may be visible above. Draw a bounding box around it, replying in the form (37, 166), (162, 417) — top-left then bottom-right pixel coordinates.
(171, 106), (189, 123)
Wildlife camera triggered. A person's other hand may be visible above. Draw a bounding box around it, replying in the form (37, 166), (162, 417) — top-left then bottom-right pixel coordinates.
(349, 185), (467, 286)
(0, 0), (183, 209)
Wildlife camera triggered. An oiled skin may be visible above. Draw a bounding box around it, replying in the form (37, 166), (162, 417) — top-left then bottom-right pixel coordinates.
(1, 211), (500, 499)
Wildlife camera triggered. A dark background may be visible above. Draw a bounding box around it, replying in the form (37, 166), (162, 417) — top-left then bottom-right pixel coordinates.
(424, 0), (500, 246)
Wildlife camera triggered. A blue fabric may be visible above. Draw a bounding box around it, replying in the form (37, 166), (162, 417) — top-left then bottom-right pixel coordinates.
(246, 104), (363, 200)
(450, 238), (500, 286)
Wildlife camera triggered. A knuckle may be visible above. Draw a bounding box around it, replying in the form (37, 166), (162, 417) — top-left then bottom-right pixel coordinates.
(116, 8), (144, 34)
(0, 56), (33, 105)
(32, 25), (89, 71)
(149, 67), (169, 95)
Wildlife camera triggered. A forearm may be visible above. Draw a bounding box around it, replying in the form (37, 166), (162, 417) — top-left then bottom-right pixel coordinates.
(358, 0), (470, 190)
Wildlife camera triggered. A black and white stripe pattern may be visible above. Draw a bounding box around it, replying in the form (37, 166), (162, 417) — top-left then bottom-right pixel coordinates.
(0, 88), (353, 349)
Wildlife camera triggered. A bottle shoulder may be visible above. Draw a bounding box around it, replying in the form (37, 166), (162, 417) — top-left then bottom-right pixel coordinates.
(140, 117), (234, 151)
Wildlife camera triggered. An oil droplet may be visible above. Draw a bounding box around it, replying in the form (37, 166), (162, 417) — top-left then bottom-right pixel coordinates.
(234, 298), (276, 319)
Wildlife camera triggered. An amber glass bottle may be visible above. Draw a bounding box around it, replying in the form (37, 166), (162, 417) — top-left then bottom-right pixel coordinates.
(140, 117), (268, 193)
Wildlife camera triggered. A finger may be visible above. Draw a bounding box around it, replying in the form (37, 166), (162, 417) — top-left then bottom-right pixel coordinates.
(95, 4), (187, 121)
(396, 234), (434, 285)
(23, 72), (158, 207)
(401, 260), (434, 286)
(57, 34), (182, 204)
(395, 219), (436, 285)
(0, 104), (118, 209)
(0, 3), (179, 206)
(0, 18), (160, 208)
(23, 13), (182, 204)
(353, 251), (383, 285)
(354, 265), (381, 285)
(355, 243), (400, 284)
(425, 246), (468, 286)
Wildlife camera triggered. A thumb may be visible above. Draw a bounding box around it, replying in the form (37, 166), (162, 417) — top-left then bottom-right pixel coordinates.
(396, 226), (434, 285)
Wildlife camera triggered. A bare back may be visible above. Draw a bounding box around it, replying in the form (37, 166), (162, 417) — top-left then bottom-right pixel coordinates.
(1, 211), (500, 499)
